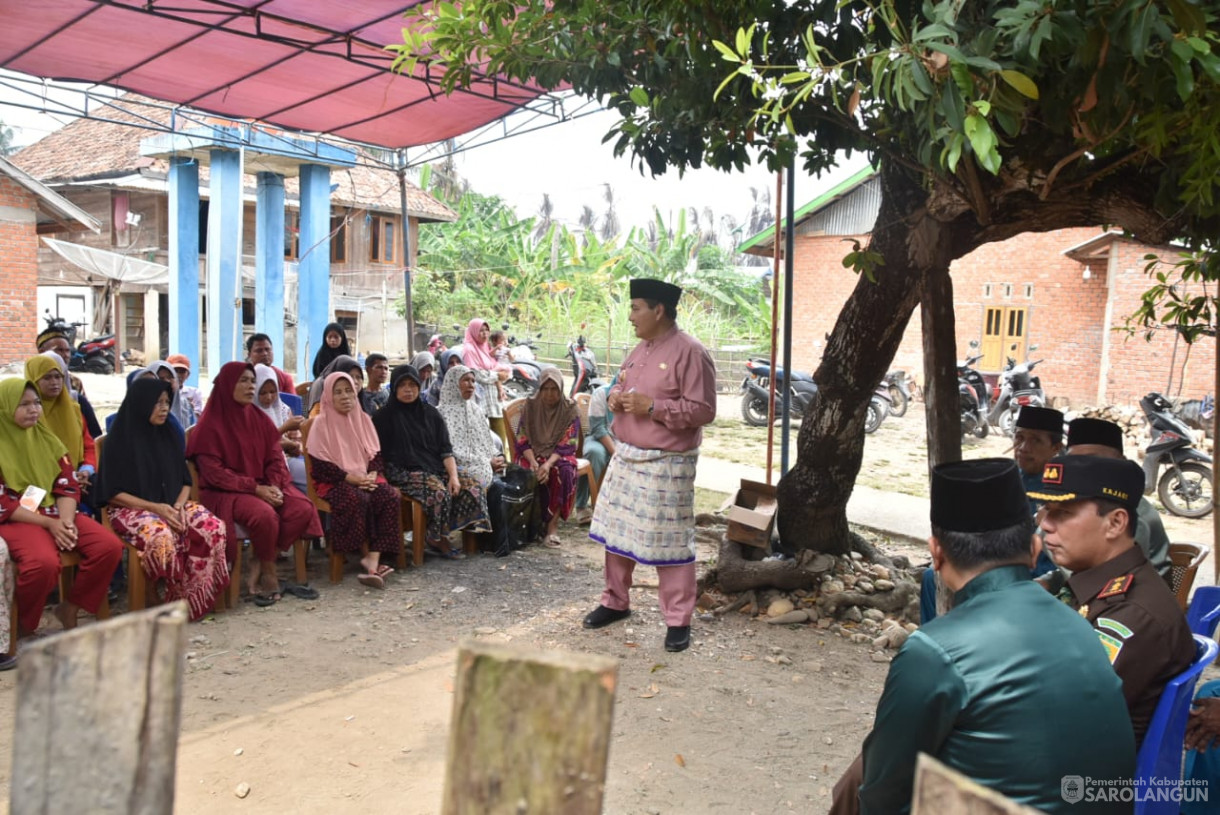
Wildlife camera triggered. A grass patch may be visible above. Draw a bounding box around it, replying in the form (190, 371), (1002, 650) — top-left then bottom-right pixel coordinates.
(695, 486), (731, 515)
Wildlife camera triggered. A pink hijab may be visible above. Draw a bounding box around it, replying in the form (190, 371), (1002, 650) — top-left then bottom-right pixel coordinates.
(307, 372), (381, 476)
(462, 318), (502, 371)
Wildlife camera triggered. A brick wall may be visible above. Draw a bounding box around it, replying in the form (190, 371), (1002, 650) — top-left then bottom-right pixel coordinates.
(0, 175), (39, 365)
(788, 226), (1210, 410)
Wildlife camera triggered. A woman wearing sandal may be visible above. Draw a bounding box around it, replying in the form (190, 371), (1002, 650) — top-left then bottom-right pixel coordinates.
(306, 372), (402, 588)
(515, 368), (581, 548)
(187, 362), (323, 606)
(94, 378), (229, 620)
(373, 365), (490, 559)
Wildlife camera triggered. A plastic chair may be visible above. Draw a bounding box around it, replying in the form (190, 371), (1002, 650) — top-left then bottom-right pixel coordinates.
(1133, 634), (1220, 815)
(1187, 585), (1220, 639)
(1169, 543), (1210, 612)
(279, 392), (303, 416)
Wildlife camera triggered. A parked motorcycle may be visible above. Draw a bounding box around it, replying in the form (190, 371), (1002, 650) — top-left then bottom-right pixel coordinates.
(42, 311), (116, 375)
(1139, 392), (1214, 518)
(501, 327), (555, 401)
(988, 347), (1047, 437)
(884, 370), (912, 418)
(740, 357), (889, 433)
(567, 326), (606, 397)
(958, 351), (990, 439)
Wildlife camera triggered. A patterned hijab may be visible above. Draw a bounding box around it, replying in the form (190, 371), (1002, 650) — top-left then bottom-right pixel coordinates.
(437, 365), (496, 485)
(25, 352), (84, 466)
(308, 372), (381, 476)
(0, 378), (68, 507)
(520, 368), (578, 459)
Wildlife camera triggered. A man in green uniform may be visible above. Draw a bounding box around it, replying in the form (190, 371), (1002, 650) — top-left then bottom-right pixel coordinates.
(1065, 417), (1171, 580)
(1031, 454), (1194, 745)
(831, 458), (1135, 815)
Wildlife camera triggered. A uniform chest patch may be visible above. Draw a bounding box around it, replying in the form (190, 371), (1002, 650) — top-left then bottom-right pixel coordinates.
(1097, 574), (1134, 599)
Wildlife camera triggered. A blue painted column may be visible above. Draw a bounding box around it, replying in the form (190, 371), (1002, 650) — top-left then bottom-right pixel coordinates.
(297, 163), (331, 379)
(206, 149), (244, 373)
(255, 171), (286, 363)
(168, 156), (200, 386)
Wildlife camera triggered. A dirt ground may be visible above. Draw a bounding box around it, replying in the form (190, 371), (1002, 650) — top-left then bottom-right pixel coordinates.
(0, 375), (1209, 813)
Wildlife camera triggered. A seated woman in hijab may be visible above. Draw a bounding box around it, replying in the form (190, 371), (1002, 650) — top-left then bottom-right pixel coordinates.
(373, 365), (490, 559)
(438, 365), (511, 557)
(186, 362), (323, 606)
(311, 322), (352, 379)
(307, 354), (364, 415)
(307, 372), (402, 588)
(425, 348), (463, 407)
(26, 353), (96, 502)
(410, 351), (437, 395)
(515, 369), (580, 548)
(254, 364), (307, 495)
(145, 359), (196, 428)
(0, 378), (122, 636)
(93, 379), (229, 620)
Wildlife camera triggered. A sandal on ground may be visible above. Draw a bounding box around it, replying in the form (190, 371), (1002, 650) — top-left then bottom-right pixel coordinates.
(374, 565), (395, 578)
(244, 592), (280, 607)
(357, 573), (386, 590)
(281, 583), (320, 600)
(545, 535), (562, 549)
(426, 544), (466, 560)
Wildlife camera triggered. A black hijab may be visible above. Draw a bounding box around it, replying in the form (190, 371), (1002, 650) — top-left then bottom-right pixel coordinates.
(94, 378), (191, 506)
(372, 365), (453, 476)
(311, 321), (352, 377)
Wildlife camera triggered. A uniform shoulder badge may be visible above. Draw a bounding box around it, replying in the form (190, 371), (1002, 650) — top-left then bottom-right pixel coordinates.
(1097, 574), (1134, 599)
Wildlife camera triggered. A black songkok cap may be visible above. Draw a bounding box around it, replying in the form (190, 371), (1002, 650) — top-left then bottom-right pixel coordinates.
(1027, 454), (1143, 513)
(1015, 405), (1064, 435)
(1067, 418), (1124, 455)
(931, 458), (1031, 533)
(629, 278), (682, 309)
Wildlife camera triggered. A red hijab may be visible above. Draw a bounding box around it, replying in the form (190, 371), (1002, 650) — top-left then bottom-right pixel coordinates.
(185, 361), (280, 481)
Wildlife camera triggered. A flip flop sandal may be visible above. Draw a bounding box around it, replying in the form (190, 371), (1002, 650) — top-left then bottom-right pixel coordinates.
(545, 536), (562, 549)
(245, 592), (279, 607)
(281, 583), (320, 600)
(357, 573), (386, 590)
(374, 565), (395, 578)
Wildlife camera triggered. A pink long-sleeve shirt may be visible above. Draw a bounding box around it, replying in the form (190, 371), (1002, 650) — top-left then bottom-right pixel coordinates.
(610, 325), (717, 452)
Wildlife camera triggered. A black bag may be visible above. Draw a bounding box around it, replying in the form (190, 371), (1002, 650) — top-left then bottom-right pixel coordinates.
(500, 464), (541, 548)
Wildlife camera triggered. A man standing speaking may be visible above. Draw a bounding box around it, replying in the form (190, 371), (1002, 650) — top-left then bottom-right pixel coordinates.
(583, 279), (717, 653)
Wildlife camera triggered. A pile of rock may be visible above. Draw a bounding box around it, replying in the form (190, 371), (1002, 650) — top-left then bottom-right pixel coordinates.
(1068, 405), (1146, 455)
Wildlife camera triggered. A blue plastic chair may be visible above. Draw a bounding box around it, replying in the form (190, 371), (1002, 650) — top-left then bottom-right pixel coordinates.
(1134, 635), (1220, 814)
(279, 391), (303, 416)
(1187, 586), (1220, 639)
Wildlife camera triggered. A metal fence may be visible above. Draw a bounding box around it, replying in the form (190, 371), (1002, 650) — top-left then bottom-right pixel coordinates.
(527, 337), (766, 394)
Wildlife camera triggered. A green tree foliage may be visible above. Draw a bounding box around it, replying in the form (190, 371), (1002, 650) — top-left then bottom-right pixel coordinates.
(391, 1), (1220, 554)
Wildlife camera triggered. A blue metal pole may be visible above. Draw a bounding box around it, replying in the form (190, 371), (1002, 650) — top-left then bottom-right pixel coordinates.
(206, 149), (243, 373)
(255, 171), (286, 363)
(298, 164), (332, 379)
(168, 156), (200, 386)
(781, 158), (796, 476)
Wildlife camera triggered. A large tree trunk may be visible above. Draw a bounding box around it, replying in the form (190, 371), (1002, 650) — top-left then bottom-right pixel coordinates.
(776, 164), (946, 554)
(922, 265), (962, 472)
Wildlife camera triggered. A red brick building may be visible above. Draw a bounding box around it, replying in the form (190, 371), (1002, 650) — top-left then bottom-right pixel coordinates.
(0, 157), (100, 365)
(742, 169), (1214, 409)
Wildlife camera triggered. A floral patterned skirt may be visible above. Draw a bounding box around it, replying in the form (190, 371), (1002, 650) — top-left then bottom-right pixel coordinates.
(383, 464), (491, 544)
(110, 501), (230, 621)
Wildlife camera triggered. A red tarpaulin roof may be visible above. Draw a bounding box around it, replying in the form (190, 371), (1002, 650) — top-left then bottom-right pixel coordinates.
(0, 0), (555, 149)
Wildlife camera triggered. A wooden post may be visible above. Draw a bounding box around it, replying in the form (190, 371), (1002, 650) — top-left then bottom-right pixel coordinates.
(912, 754), (1042, 814)
(442, 642), (618, 815)
(11, 602), (188, 815)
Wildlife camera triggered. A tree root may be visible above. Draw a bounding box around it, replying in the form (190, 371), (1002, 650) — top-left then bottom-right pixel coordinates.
(818, 580), (917, 616)
(850, 532), (897, 571)
(713, 590), (756, 617)
(713, 537), (836, 593)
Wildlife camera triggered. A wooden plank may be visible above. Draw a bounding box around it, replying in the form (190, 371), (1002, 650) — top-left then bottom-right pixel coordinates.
(442, 642), (618, 815)
(11, 602), (188, 815)
(912, 754), (1042, 815)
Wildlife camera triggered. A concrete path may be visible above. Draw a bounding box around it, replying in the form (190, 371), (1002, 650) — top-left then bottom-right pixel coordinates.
(696, 455), (931, 543)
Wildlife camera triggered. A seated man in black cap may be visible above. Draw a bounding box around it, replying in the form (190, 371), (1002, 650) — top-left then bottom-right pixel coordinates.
(1031, 454), (1194, 745)
(919, 403), (1065, 621)
(36, 326), (102, 438)
(831, 458), (1134, 815)
(1066, 417), (1170, 580)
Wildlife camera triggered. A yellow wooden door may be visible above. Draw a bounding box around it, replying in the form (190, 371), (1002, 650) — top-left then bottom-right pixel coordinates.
(980, 306), (1027, 370)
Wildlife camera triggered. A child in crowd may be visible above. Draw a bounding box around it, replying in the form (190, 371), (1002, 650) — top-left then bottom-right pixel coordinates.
(489, 331), (512, 365)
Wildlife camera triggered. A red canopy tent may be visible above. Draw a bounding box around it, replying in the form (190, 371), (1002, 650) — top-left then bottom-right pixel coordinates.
(0, 0), (555, 148)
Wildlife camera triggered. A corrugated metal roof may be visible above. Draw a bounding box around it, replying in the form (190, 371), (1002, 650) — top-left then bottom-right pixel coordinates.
(737, 165), (878, 256)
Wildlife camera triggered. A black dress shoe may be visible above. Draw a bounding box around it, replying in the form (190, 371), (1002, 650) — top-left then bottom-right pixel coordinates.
(664, 625), (691, 652)
(583, 605), (631, 629)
